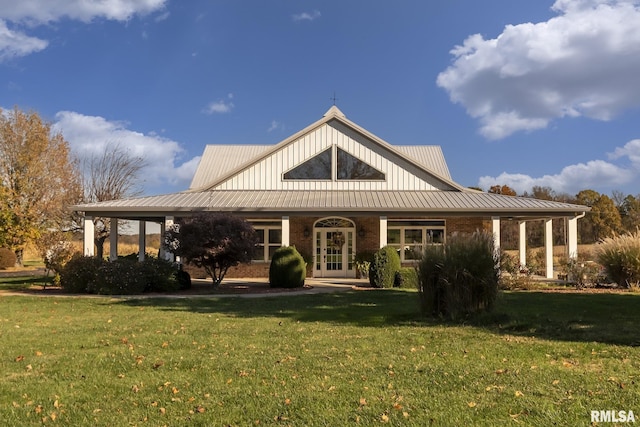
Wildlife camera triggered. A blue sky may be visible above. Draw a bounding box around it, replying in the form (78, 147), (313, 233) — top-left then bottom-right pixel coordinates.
(1, 0), (640, 198)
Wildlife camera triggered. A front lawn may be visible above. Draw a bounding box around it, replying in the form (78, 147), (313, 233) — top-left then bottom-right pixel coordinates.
(1, 290), (638, 426)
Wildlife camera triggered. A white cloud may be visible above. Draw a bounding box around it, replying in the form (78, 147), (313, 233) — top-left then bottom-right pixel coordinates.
(0, 0), (167, 61)
(267, 120), (283, 132)
(203, 93), (234, 114)
(478, 138), (640, 194)
(53, 111), (199, 193)
(0, 0), (167, 23)
(292, 10), (321, 22)
(437, 0), (640, 139)
(0, 20), (48, 61)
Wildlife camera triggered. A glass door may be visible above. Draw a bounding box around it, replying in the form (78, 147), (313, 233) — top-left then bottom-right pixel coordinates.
(315, 228), (355, 278)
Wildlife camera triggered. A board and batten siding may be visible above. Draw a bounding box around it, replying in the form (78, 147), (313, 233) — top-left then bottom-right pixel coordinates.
(212, 123), (451, 191)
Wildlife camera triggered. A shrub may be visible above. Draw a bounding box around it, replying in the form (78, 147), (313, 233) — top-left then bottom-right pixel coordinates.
(368, 246), (401, 288)
(175, 266), (192, 290)
(596, 231), (640, 289)
(88, 260), (147, 295)
(418, 231), (499, 320)
(59, 255), (105, 293)
(269, 246), (306, 288)
(0, 247), (16, 269)
(398, 267), (418, 289)
(137, 257), (181, 293)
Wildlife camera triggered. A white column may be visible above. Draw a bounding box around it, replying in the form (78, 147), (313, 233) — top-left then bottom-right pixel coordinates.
(160, 216), (175, 261)
(84, 216), (95, 257)
(491, 217), (501, 255)
(281, 216), (290, 246)
(109, 218), (118, 261)
(379, 216), (387, 248)
(518, 220), (527, 268)
(138, 221), (146, 262)
(567, 216), (578, 260)
(544, 219), (553, 279)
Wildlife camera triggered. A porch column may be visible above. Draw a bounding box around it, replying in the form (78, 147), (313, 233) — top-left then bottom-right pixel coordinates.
(281, 216), (290, 246)
(109, 218), (118, 261)
(84, 216), (95, 257)
(566, 216), (578, 260)
(491, 217), (501, 256)
(544, 219), (553, 279)
(159, 216), (174, 261)
(518, 221), (527, 268)
(138, 221), (146, 262)
(379, 216), (387, 248)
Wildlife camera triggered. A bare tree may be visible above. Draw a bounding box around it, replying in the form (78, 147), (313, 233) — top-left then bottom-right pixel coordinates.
(0, 107), (82, 265)
(81, 142), (146, 259)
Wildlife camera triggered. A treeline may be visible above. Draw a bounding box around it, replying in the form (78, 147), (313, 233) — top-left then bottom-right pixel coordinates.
(484, 185), (638, 248)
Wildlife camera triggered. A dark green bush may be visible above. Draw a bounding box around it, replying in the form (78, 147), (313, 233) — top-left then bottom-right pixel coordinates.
(0, 247), (16, 269)
(60, 254), (183, 295)
(175, 265), (192, 290)
(269, 246), (306, 288)
(398, 267), (418, 289)
(59, 254), (106, 293)
(138, 257), (180, 292)
(369, 246), (401, 288)
(88, 260), (147, 295)
(418, 232), (499, 320)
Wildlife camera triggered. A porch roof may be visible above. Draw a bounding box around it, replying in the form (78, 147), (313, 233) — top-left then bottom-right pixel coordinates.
(72, 189), (589, 220)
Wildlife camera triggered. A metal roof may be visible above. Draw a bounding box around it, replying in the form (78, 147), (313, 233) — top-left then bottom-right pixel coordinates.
(73, 189), (588, 219)
(189, 145), (271, 189)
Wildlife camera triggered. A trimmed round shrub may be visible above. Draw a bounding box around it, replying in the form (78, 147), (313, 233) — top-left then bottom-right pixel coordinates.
(269, 246), (306, 288)
(0, 248), (16, 269)
(175, 267), (192, 290)
(368, 246), (401, 288)
(59, 254), (105, 293)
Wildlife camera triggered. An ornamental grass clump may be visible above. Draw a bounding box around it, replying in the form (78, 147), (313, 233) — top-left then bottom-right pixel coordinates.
(418, 231), (499, 320)
(269, 246), (306, 288)
(596, 230), (640, 289)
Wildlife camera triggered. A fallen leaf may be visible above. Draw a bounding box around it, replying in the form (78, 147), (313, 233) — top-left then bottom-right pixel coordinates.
(284, 398), (291, 405)
(515, 391), (524, 397)
(159, 407), (166, 415)
(552, 380), (560, 385)
(15, 355), (24, 362)
(468, 402), (477, 408)
(359, 397), (367, 406)
(35, 351), (43, 356)
(381, 414), (389, 422)
(195, 405), (205, 413)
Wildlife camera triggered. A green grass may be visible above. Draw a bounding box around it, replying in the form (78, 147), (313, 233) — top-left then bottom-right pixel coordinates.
(1, 290), (639, 426)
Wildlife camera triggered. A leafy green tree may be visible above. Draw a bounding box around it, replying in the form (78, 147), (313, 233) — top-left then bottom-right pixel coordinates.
(617, 194), (640, 233)
(576, 190), (622, 242)
(0, 107), (82, 265)
(163, 213), (258, 287)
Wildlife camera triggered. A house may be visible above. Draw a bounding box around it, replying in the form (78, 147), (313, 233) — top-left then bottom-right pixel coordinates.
(73, 106), (589, 279)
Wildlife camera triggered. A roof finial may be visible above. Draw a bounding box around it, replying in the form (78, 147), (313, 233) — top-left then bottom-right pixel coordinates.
(329, 91), (339, 106)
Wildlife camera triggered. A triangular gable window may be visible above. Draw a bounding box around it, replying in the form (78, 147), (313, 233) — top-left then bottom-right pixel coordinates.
(337, 148), (385, 180)
(283, 147), (332, 180)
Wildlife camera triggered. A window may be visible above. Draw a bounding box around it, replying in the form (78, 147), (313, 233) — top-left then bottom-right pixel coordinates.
(252, 222), (282, 262)
(337, 148), (385, 180)
(283, 146), (385, 181)
(283, 148), (332, 180)
(387, 220), (445, 262)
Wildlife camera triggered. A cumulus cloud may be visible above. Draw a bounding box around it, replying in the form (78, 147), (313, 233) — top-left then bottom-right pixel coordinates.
(0, 0), (167, 61)
(292, 10), (321, 22)
(0, 20), (48, 61)
(437, 0), (640, 139)
(53, 111), (199, 194)
(203, 93), (235, 114)
(478, 138), (640, 194)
